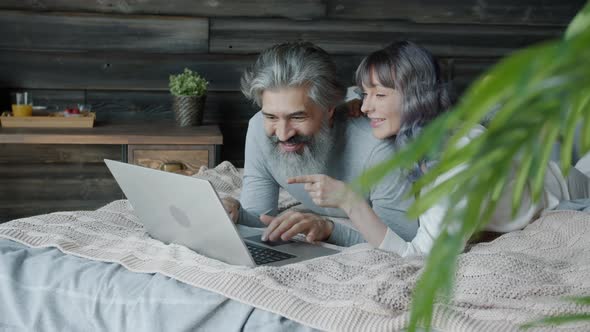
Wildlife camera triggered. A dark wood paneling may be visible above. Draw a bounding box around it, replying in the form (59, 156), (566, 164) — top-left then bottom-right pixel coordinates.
(0, 51), (256, 91)
(0, 10), (208, 53)
(88, 90), (172, 122)
(2, 0), (583, 24)
(219, 124), (248, 168)
(0, 51), (364, 91)
(0, 144), (121, 163)
(202, 91), (259, 125)
(327, 0), (586, 26)
(333, 55), (366, 86)
(449, 58), (499, 95)
(0, 162), (117, 177)
(211, 18), (564, 57)
(0, 0), (326, 19)
(0, 89), (9, 111)
(87, 90), (258, 124)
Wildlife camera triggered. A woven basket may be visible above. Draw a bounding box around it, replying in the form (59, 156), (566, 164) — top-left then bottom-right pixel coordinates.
(172, 95), (206, 127)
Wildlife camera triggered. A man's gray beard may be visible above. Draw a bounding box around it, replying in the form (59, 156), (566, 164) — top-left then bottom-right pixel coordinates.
(267, 122), (334, 179)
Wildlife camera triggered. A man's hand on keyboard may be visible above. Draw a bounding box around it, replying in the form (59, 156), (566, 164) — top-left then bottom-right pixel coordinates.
(259, 211), (334, 244)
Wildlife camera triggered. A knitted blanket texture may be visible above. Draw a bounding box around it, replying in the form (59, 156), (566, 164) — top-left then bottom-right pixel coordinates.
(0, 162), (588, 331)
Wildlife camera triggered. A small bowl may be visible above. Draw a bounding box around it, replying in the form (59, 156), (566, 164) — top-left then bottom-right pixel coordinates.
(63, 112), (83, 117)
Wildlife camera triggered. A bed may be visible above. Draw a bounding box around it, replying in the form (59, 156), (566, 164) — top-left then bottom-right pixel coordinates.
(0, 238), (316, 332)
(1, 162), (589, 332)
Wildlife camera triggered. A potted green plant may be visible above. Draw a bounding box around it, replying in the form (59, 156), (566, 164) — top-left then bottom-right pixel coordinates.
(169, 68), (209, 127)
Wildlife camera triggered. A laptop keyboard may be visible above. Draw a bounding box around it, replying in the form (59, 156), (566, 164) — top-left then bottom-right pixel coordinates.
(245, 242), (295, 265)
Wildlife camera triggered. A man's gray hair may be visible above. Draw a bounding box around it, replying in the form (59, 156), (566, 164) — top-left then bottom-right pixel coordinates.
(241, 42), (345, 111)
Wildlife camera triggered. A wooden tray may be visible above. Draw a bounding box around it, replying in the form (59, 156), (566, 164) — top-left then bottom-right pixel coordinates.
(0, 112), (95, 128)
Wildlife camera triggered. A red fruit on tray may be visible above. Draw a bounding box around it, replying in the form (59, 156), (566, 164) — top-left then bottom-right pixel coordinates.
(71, 109), (80, 114)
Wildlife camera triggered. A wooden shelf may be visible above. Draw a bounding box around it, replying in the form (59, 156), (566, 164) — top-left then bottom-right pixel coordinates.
(0, 122), (223, 145)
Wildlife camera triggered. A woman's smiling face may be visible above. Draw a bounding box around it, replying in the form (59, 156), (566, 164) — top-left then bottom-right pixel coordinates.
(360, 69), (403, 140)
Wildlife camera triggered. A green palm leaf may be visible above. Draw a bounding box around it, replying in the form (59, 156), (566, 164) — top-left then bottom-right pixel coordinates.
(353, 2), (590, 331)
(523, 296), (590, 328)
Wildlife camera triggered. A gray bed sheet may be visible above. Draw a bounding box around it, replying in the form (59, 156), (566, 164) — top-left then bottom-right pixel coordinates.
(0, 239), (317, 332)
(555, 198), (590, 212)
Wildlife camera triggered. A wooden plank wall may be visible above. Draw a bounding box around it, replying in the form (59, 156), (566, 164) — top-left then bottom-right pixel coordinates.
(0, 0), (584, 220)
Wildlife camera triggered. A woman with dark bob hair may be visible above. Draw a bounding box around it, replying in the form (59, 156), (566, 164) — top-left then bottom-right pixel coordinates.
(288, 41), (544, 257)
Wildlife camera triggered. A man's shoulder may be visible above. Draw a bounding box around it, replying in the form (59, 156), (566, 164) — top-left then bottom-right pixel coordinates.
(247, 111), (263, 129)
(244, 111), (269, 158)
(245, 111), (266, 142)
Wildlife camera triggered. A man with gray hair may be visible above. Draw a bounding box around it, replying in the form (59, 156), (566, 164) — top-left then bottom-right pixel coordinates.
(222, 42), (418, 246)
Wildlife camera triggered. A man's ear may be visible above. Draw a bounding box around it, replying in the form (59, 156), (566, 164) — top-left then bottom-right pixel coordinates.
(327, 107), (336, 127)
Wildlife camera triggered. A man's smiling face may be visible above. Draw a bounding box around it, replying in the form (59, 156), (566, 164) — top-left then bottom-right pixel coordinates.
(261, 86), (331, 154)
(261, 86), (335, 177)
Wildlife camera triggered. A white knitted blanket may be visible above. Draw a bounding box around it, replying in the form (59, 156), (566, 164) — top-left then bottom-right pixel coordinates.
(0, 163), (589, 331)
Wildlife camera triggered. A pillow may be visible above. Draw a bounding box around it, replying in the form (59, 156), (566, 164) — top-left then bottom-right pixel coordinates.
(192, 161), (300, 211)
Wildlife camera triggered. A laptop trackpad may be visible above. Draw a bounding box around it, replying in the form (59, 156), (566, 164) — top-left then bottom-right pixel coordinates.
(244, 235), (294, 247)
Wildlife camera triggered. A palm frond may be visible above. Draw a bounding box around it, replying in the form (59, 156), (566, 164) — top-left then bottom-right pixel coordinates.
(523, 296), (590, 328)
(522, 314), (590, 329)
(353, 2), (590, 331)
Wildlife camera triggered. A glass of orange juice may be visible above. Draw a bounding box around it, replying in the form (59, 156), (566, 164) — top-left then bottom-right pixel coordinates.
(12, 104), (33, 117)
(12, 92), (33, 117)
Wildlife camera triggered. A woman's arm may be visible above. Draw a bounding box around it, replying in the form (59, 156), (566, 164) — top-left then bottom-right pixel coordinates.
(287, 174), (390, 248)
(287, 173), (444, 257)
(339, 194), (388, 247)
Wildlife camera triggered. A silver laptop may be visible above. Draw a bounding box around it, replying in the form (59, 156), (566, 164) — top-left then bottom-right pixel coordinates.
(104, 159), (339, 267)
